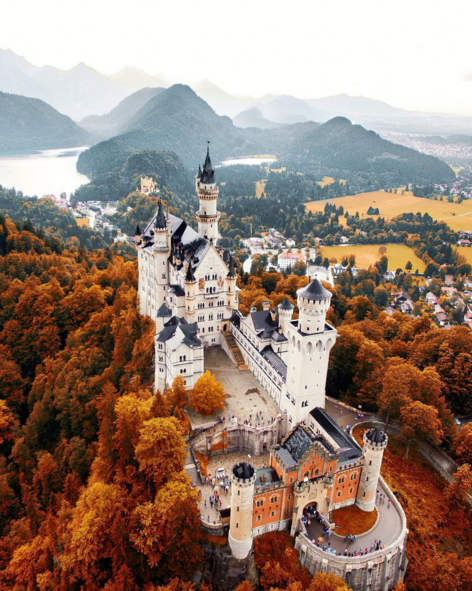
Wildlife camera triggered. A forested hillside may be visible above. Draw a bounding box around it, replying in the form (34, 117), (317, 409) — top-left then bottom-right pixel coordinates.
(0, 216), (205, 589)
(281, 117), (456, 185)
(0, 186), (112, 248)
(73, 150), (195, 215)
(0, 91), (91, 153)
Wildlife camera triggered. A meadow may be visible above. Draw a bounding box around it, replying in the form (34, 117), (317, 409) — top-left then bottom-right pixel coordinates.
(320, 243), (426, 272)
(306, 190), (472, 232)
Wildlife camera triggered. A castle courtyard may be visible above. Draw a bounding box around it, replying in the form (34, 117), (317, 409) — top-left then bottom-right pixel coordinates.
(187, 347), (282, 429)
(196, 450), (271, 525)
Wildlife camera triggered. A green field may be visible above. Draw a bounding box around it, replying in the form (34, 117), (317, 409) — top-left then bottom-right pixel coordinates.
(320, 243), (426, 272)
(306, 190), (472, 233)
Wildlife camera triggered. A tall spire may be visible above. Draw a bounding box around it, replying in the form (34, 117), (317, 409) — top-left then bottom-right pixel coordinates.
(155, 200), (166, 230)
(201, 141), (215, 184)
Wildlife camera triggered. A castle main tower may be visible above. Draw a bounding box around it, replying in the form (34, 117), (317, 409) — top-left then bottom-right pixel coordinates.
(228, 462), (256, 560)
(280, 279), (337, 426)
(195, 145), (220, 244)
(356, 428), (388, 512)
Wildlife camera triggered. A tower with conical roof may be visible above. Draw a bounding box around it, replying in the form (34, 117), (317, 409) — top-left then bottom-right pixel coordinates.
(279, 279), (338, 425)
(195, 143), (220, 244)
(356, 428), (388, 512)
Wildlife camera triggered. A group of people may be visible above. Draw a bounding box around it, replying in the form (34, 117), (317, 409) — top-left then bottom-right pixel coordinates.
(377, 490), (391, 507)
(313, 538), (385, 557)
(230, 412), (277, 428)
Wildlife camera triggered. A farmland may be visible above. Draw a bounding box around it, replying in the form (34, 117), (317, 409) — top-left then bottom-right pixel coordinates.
(320, 243), (426, 272)
(305, 190), (472, 232)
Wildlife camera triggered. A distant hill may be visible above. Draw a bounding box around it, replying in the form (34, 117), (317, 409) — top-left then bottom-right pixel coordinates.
(281, 116), (456, 184)
(233, 107), (282, 129)
(79, 87), (166, 137)
(258, 95), (330, 125)
(306, 93), (410, 120)
(0, 91), (91, 153)
(109, 67), (169, 93)
(77, 84), (261, 178)
(191, 80), (255, 117)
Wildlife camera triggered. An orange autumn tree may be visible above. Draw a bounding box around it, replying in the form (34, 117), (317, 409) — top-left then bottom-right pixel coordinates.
(400, 400), (443, 459)
(135, 417), (187, 488)
(131, 471), (204, 578)
(454, 423), (472, 465)
(189, 371), (226, 415)
(166, 375), (188, 409)
(445, 463), (472, 511)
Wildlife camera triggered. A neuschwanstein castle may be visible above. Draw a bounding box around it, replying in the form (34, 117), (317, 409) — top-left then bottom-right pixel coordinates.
(136, 146), (408, 591)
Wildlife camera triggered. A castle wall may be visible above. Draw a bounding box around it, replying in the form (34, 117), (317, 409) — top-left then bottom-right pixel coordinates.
(192, 419), (287, 460)
(294, 476), (408, 591)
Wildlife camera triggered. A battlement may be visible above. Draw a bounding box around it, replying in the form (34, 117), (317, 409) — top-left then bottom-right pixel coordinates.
(232, 461), (256, 484)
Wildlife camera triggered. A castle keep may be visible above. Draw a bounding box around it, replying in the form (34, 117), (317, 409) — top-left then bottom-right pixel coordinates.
(136, 146), (407, 591)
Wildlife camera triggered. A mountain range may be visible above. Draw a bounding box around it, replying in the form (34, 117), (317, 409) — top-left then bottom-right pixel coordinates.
(2, 47), (472, 137)
(76, 84), (455, 188)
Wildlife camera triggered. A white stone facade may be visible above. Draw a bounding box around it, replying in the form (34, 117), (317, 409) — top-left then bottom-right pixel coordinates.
(136, 148), (237, 390)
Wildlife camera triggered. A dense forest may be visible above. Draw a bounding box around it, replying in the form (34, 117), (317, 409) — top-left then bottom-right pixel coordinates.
(0, 215), (206, 589)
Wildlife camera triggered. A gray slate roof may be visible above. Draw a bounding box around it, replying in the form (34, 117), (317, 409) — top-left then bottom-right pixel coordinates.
(279, 297), (294, 310)
(301, 279), (332, 301)
(261, 347), (287, 379)
(250, 310), (280, 339)
(310, 407), (363, 463)
(156, 303), (172, 317)
(156, 316), (201, 346)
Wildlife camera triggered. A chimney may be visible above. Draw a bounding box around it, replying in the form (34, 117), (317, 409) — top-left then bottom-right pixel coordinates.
(262, 301), (270, 311)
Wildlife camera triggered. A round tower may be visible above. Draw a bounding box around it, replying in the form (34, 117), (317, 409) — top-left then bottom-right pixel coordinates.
(228, 462), (256, 560)
(297, 279), (332, 334)
(226, 255), (237, 311)
(278, 297), (294, 335)
(195, 145), (220, 245)
(356, 428), (388, 512)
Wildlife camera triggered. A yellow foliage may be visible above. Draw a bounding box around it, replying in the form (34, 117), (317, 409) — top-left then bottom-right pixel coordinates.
(189, 371), (226, 415)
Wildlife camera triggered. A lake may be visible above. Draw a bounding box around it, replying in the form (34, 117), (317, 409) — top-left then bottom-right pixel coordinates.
(220, 155), (277, 166)
(0, 147), (90, 198)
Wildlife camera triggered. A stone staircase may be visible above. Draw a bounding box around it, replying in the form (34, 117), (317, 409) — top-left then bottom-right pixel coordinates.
(223, 331), (248, 370)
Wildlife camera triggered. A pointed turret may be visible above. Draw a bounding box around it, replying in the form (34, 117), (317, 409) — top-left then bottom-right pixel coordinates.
(135, 224), (142, 236)
(201, 145), (215, 184)
(227, 256), (236, 277)
(197, 164), (202, 179)
(185, 261), (196, 282)
(155, 200), (166, 230)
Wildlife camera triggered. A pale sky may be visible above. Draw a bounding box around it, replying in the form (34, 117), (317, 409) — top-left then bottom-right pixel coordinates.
(2, 0), (472, 115)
